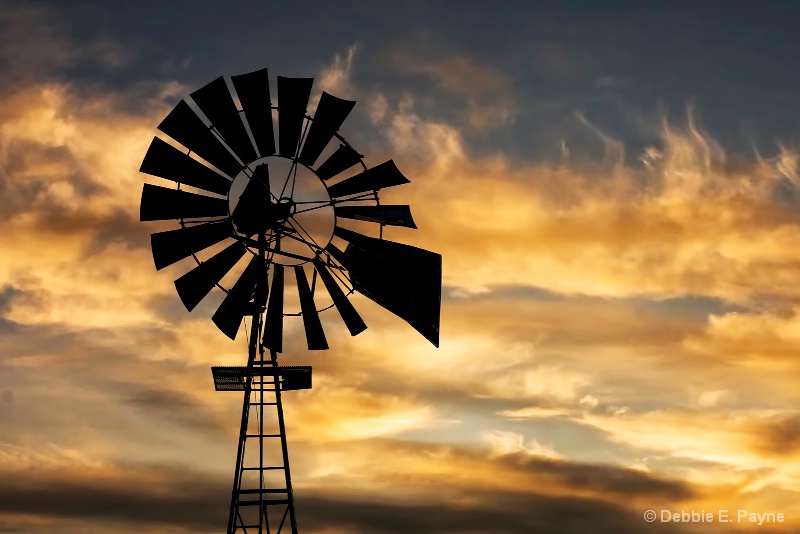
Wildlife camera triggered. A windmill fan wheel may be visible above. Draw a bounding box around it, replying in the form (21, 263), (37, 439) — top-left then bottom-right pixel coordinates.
(139, 68), (442, 352)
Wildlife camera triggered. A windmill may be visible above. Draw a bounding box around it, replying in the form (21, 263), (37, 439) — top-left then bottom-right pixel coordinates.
(138, 68), (442, 533)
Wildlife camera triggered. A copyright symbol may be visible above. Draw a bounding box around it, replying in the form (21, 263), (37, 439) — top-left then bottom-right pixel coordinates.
(644, 509), (657, 522)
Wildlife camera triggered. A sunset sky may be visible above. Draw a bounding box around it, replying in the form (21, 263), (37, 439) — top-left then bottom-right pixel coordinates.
(4, 1), (800, 533)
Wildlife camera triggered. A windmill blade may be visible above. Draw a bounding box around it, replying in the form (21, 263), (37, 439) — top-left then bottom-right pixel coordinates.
(334, 205), (417, 228)
(313, 258), (366, 336)
(326, 160), (410, 198)
(231, 164), (272, 236)
(191, 76), (257, 164)
(151, 220), (232, 270)
(332, 226), (372, 247)
(277, 77), (313, 158)
(212, 255), (263, 339)
(140, 184), (228, 221)
(294, 266), (328, 350)
(262, 264), (284, 353)
(231, 68), (275, 158)
(315, 144), (361, 181)
(334, 228), (441, 347)
(174, 241), (247, 311)
(140, 137), (232, 196)
(157, 100), (242, 178)
(297, 92), (356, 167)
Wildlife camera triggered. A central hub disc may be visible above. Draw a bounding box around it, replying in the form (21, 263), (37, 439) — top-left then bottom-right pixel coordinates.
(228, 157), (336, 266)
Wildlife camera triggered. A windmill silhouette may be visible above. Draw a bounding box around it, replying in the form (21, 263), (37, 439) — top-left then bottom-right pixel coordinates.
(139, 68), (441, 533)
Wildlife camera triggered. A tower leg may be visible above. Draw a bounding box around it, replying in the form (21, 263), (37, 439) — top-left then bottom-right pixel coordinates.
(271, 348), (299, 534)
(227, 318), (299, 533)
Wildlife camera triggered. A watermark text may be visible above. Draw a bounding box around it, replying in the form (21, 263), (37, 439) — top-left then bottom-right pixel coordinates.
(643, 509), (785, 525)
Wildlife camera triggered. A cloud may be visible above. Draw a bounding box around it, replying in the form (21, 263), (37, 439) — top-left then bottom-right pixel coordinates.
(485, 364), (589, 403)
(0, 437), (697, 533)
(0, 2), (130, 93)
(0, 77), (186, 332)
(384, 48), (517, 130)
(687, 307), (800, 362)
(528, 41), (589, 80)
(0, 460), (227, 531)
(498, 406), (572, 419)
(596, 75), (627, 88)
(298, 491), (663, 534)
(317, 44), (359, 97)
(368, 94), (465, 166)
(388, 51), (506, 99)
(0, 442), (107, 471)
(581, 394), (600, 409)
(698, 390), (730, 408)
(285, 382), (436, 442)
(294, 437), (696, 509)
(754, 414), (800, 457)
(483, 429), (564, 460)
(577, 408), (800, 494)
(372, 108), (800, 307)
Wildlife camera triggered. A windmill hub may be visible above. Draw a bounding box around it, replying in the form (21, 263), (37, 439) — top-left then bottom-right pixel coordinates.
(225, 156), (337, 265)
(271, 197), (295, 224)
(232, 195), (294, 235)
(230, 163), (300, 236)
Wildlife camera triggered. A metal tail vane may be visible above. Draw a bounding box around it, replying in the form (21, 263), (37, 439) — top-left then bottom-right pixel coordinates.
(139, 68), (441, 533)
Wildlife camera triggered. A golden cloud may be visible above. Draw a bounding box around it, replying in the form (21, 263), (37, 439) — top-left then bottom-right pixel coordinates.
(578, 408), (800, 493)
(687, 308), (800, 362)
(370, 100), (800, 308)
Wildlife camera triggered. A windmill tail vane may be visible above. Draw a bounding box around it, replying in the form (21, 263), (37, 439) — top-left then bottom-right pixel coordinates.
(139, 67), (441, 533)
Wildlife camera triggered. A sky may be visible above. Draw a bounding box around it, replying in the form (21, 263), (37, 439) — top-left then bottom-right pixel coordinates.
(4, 0), (800, 532)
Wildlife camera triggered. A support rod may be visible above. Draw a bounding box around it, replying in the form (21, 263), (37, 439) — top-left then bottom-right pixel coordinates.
(272, 347), (299, 534)
(226, 302), (261, 533)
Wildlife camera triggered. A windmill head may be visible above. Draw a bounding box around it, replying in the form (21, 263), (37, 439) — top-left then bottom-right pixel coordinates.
(139, 68), (442, 351)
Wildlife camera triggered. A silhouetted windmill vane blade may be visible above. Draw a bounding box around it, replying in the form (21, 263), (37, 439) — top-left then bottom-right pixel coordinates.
(313, 258), (366, 336)
(157, 100), (242, 178)
(140, 137), (232, 196)
(174, 241), (247, 311)
(151, 221), (232, 270)
(334, 205), (417, 228)
(327, 160), (410, 198)
(191, 76), (257, 164)
(332, 226), (371, 247)
(212, 256), (262, 339)
(231, 68), (275, 158)
(353, 244), (441, 347)
(334, 227), (442, 347)
(315, 144), (361, 181)
(277, 77), (314, 158)
(294, 266), (328, 350)
(140, 184), (228, 221)
(298, 92), (356, 167)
